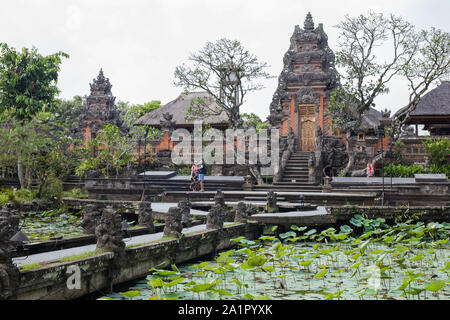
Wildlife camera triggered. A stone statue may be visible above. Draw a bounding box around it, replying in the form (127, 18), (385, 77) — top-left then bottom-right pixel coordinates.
(265, 190), (279, 213)
(401, 125), (415, 137)
(163, 207), (183, 238)
(178, 199), (191, 227)
(234, 202), (248, 223)
(287, 127), (295, 153)
(160, 112), (176, 132)
(0, 208), (20, 300)
(137, 201), (154, 233)
(81, 204), (102, 234)
(206, 205), (226, 230)
(95, 206), (126, 269)
(214, 189), (226, 208)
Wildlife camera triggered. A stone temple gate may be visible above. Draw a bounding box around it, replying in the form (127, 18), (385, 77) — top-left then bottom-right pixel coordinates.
(268, 12), (338, 152)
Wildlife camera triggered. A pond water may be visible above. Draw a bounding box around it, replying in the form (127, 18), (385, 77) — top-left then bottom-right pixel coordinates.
(20, 208), (84, 242)
(100, 217), (450, 300)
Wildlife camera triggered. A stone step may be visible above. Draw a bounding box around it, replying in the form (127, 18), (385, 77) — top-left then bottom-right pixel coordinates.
(274, 182), (318, 186)
(284, 167), (309, 173)
(282, 176), (310, 180)
(244, 196), (286, 201)
(283, 172), (309, 176)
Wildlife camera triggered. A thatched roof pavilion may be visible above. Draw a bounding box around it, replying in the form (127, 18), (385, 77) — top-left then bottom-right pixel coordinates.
(396, 81), (450, 135)
(134, 91), (229, 130)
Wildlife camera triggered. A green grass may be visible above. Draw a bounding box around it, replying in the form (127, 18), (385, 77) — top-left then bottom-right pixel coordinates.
(19, 249), (107, 271)
(126, 242), (148, 248)
(19, 262), (46, 271)
(62, 188), (88, 198)
(58, 249), (106, 263)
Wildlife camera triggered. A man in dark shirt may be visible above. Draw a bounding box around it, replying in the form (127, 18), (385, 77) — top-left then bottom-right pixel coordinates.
(322, 163), (333, 181)
(198, 158), (206, 192)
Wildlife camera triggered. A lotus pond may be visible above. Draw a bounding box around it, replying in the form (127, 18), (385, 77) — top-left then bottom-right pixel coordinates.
(20, 208), (85, 242)
(101, 215), (450, 300)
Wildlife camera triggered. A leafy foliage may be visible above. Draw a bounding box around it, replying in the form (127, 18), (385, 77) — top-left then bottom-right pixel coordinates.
(423, 138), (450, 167)
(385, 163), (450, 178)
(76, 123), (135, 178)
(103, 216), (449, 300)
(174, 38), (272, 127)
(0, 43), (68, 121)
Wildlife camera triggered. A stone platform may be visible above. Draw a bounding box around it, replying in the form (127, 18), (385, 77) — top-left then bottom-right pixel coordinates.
(163, 190), (378, 205)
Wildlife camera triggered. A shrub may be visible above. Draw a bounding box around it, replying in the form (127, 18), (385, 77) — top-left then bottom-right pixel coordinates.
(0, 193), (8, 206)
(0, 188), (36, 206)
(429, 164), (450, 177)
(38, 175), (63, 204)
(385, 164), (427, 177)
(62, 188), (88, 198)
(385, 163), (450, 178)
(423, 138), (450, 167)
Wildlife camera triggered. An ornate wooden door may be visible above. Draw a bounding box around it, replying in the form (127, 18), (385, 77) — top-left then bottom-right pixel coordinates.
(299, 105), (316, 151)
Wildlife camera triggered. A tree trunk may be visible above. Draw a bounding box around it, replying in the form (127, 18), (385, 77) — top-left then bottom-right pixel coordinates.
(25, 165), (32, 189)
(17, 158), (25, 189)
(249, 165), (264, 185)
(341, 131), (354, 177)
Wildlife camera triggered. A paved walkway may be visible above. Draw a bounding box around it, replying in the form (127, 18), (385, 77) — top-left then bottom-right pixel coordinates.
(251, 205), (328, 217)
(151, 202), (209, 216)
(13, 223), (229, 266)
(249, 206), (333, 225)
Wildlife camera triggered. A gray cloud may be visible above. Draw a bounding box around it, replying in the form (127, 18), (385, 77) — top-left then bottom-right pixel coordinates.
(1, 0), (448, 121)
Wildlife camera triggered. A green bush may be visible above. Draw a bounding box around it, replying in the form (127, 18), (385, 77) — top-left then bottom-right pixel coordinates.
(0, 188), (36, 206)
(0, 193), (8, 206)
(385, 163), (450, 178)
(39, 175), (63, 203)
(423, 138), (450, 167)
(62, 188), (88, 198)
(384, 164), (426, 177)
(429, 164), (450, 177)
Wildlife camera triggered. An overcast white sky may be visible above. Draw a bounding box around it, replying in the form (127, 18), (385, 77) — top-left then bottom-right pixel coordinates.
(1, 0), (448, 121)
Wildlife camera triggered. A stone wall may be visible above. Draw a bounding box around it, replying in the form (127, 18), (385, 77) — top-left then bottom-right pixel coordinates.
(11, 222), (262, 300)
(327, 206), (449, 223)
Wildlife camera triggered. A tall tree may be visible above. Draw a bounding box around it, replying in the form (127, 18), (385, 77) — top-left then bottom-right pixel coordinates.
(174, 38), (272, 128)
(0, 43), (68, 187)
(394, 27), (450, 131)
(0, 43), (68, 121)
(329, 12), (450, 175)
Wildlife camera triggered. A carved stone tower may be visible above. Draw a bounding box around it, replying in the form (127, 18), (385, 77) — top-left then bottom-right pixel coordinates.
(79, 69), (128, 147)
(268, 12), (338, 152)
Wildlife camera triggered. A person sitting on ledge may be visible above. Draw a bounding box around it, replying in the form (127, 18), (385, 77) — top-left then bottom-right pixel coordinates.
(322, 163), (333, 183)
(366, 160), (374, 178)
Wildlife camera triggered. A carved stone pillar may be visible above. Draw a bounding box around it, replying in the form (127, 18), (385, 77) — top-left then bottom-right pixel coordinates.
(163, 207), (183, 237)
(137, 201), (154, 233)
(242, 175), (253, 191)
(265, 191), (279, 213)
(95, 206), (126, 269)
(214, 189), (226, 208)
(178, 199), (191, 227)
(234, 202), (248, 223)
(81, 204), (102, 234)
(0, 205), (20, 300)
(206, 205), (226, 230)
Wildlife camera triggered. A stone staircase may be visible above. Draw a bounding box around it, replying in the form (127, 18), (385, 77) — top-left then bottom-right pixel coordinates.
(280, 151), (311, 183)
(254, 151), (322, 192)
